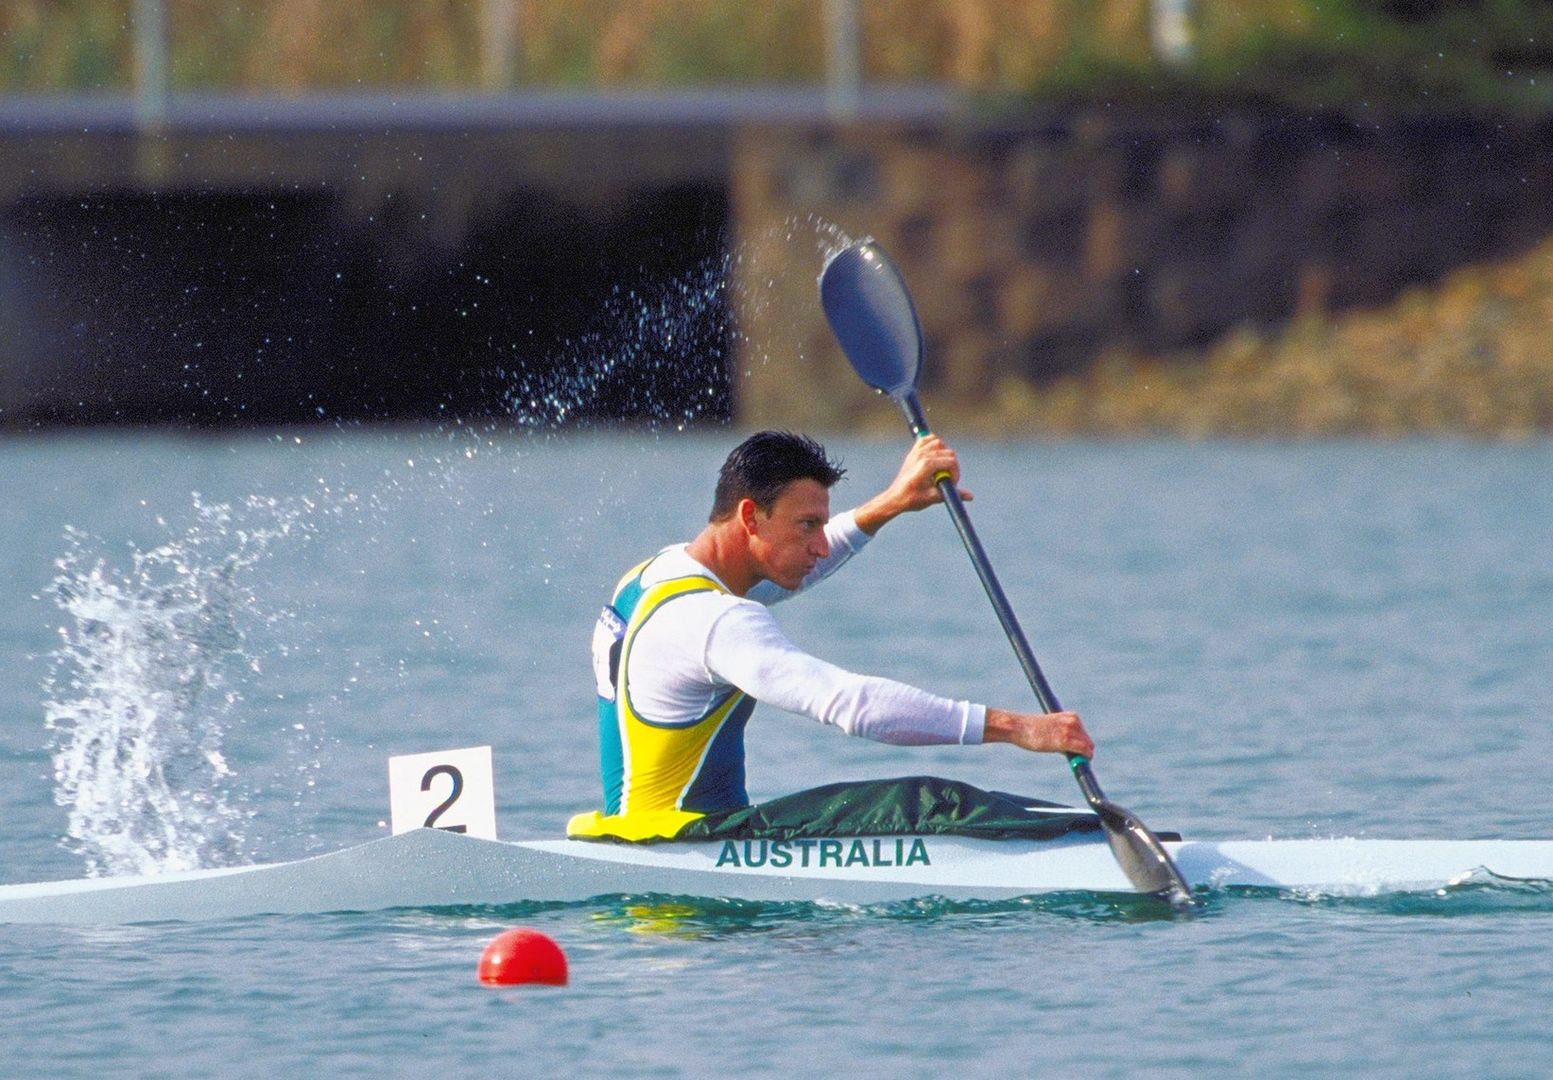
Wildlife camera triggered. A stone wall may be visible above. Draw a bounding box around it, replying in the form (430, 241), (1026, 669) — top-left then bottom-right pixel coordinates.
(730, 108), (1553, 432)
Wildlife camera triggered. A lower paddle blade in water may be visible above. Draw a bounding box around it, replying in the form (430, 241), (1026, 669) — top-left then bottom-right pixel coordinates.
(1097, 804), (1198, 910)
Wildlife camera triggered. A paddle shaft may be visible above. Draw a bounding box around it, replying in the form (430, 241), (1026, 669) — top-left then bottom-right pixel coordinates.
(900, 392), (1111, 807)
(820, 239), (1192, 905)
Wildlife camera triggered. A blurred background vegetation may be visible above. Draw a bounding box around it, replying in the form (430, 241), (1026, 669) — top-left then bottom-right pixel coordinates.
(5, 0), (1553, 114)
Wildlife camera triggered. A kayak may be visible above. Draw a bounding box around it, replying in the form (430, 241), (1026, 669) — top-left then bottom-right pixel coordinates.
(2, 825), (1552, 924)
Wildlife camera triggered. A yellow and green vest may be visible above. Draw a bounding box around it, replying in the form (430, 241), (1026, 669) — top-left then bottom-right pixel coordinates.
(568, 557), (757, 841)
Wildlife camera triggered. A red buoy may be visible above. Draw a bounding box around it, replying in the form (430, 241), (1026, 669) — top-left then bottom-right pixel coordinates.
(478, 928), (569, 986)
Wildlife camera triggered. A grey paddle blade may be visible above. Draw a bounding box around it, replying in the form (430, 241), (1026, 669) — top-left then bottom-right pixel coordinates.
(819, 241), (923, 400)
(1095, 800), (1197, 910)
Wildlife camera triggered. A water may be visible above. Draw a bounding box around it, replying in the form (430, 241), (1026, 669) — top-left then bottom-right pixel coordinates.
(2, 430), (1552, 1078)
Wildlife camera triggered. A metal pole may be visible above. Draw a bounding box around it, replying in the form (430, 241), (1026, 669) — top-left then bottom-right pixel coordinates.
(132, 0), (170, 131)
(825, 0), (861, 122)
(1150, 0), (1195, 66)
(481, 0), (519, 91)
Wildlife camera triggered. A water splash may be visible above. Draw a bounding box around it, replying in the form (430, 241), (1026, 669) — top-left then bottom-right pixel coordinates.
(806, 214), (858, 265)
(35, 216), (866, 876)
(503, 250), (734, 430)
(500, 217), (859, 431)
(1271, 868), (1553, 915)
(43, 495), (308, 877)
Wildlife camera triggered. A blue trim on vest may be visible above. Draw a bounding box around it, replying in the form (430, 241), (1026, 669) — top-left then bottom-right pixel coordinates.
(599, 573), (649, 816)
(680, 693), (756, 813)
(598, 697), (626, 816)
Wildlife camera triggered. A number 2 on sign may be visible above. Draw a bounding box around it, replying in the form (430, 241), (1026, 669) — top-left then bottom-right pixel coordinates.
(420, 764), (466, 832)
(387, 745), (497, 840)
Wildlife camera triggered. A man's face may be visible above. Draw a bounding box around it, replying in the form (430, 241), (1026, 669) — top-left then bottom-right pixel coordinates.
(747, 479), (831, 590)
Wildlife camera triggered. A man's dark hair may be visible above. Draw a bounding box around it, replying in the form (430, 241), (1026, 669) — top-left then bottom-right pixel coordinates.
(710, 431), (846, 521)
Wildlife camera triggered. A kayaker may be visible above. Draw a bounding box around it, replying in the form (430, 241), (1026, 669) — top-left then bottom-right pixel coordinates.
(577, 430), (1094, 840)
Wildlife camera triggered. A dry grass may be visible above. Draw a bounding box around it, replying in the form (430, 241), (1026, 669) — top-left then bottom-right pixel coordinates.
(0, 0), (1364, 92)
(956, 239), (1553, 438)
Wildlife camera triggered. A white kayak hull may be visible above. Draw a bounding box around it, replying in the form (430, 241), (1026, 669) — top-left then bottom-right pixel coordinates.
(2, 828), (1551, 924)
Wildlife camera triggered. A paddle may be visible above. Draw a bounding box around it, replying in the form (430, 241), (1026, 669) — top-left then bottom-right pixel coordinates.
(819, 240), (1197, 910)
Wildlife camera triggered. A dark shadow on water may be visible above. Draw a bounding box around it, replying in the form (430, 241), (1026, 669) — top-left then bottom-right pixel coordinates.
(418, 889), (1203, 937)
(111, 874), (1553, 935)
(398, 872), (1553, 934)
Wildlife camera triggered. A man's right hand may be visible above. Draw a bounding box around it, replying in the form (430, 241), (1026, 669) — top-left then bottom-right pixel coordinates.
(852, 435), (971, 536)
(983, 707), (1095, 758)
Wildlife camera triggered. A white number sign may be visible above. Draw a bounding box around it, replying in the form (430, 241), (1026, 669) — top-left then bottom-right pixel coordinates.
(388, 745), (497, 840)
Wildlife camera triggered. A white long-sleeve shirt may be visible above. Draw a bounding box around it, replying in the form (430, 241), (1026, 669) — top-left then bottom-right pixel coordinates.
(618, 510), (987, 745)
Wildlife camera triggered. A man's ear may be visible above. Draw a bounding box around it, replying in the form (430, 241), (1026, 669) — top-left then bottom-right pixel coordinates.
(737, 497), (761, 536)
